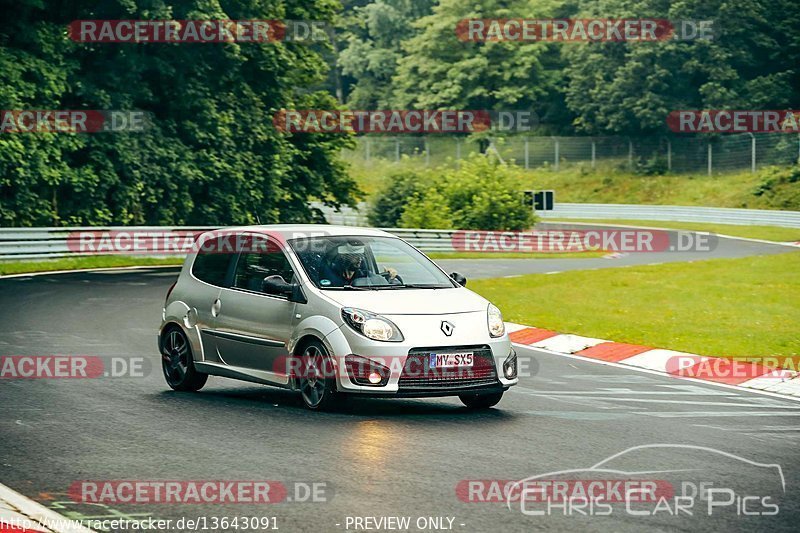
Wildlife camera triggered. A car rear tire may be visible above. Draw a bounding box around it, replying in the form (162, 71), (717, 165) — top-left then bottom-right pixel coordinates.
(459, 392), (504, 409)
(297, 340), (340, 411)
(161, 327), (208, 392)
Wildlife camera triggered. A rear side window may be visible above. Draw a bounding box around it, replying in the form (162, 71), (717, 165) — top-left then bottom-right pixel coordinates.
(233, 248), (296, 293)
(191, 236), (235, 286)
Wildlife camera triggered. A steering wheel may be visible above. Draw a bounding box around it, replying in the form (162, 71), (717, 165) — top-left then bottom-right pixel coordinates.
(380, 270), (403, 285)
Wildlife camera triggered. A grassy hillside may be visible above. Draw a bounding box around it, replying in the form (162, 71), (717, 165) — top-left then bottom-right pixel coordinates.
(347, 155), (800, 212)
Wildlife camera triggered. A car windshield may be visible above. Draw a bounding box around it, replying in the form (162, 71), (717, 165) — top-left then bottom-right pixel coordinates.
(289, 235), (456, 290)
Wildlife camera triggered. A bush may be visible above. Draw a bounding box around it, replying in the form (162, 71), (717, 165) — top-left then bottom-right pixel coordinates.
(366, 171), (430, 227)
(634, 156), (669, 176)
(446, 155), (535, 231)
(367, 154), (536, 230)
(750, 165), (800, 210)
(399, 188), (453, 229)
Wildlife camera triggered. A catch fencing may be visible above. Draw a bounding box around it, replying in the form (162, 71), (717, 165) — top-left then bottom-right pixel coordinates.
(345, 133), (800, 174)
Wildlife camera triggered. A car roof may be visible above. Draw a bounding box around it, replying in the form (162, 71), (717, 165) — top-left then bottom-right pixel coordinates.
(209, 224), (394, 240)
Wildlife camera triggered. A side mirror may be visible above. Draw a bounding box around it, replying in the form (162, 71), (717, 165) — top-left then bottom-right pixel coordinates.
(450, 272), (467, 287)
(262, 275), (293, 296)
(262, 275), (308, 304)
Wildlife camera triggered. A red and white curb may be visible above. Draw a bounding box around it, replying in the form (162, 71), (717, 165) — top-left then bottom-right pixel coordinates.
(0, 483), (94, 533)
(506, 322), (800, 400)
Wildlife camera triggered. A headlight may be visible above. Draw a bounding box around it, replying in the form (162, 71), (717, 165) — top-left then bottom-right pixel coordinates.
(487, 303), (505, 338)
(341, 308), (404, 342)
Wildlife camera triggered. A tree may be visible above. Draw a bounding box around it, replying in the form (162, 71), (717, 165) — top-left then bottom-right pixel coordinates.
(337, 0), (433, 108)
(0, 0), (359, 226)
(391, 0), (563, 117)
(563, 0), (800, 135)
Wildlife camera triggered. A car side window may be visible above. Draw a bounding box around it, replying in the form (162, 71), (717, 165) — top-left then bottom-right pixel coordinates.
(191, 236), (236, 286)
(233, 243), (296, 295)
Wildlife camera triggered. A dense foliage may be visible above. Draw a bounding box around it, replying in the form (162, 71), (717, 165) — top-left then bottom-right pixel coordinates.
(336, 0), (800, 134)
(368, 154), (536, 230)
(0, 0), (357, 226)
(2, 0), (798, 227)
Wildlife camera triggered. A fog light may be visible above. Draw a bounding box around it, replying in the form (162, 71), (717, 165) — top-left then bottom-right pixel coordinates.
(344, 354), (390, 386)
(503, 350), (518, 379)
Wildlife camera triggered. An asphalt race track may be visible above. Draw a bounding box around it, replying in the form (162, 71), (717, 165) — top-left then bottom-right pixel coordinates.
(436, 223), (796, 279)
(2, 232), (799, 532)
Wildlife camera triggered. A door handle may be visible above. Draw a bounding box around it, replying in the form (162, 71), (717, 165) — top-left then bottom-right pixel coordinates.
(211, 298), (221, 317)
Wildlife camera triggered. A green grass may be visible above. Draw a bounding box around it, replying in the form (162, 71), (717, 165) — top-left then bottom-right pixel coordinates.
(0, 255), (182, 276)
(469, 251), (800, 359)
(427, 251), (608, 259)
(548, 219), (800, 243)
(346, 155), (434, 197)
(348, 156), (800, 211)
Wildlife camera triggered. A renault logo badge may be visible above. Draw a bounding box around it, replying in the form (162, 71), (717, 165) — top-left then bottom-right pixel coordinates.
(440, 321), (454, 336)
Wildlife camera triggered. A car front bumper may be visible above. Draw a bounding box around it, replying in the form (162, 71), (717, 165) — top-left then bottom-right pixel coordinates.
(322, 320), (518, 397)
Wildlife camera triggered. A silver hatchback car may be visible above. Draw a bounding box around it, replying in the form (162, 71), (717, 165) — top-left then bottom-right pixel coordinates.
(159, 225), (518, 410)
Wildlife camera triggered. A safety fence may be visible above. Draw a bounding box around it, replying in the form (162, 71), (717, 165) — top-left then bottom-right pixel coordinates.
(0, 226), (462, 260)
(3, 201), (799, 262)
(313, 202), (800, 229)
(345, 133), (800, 175)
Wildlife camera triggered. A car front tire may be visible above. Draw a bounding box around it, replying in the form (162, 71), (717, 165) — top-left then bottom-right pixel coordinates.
(161, 326), (208, 392)
(459, 391), (504, 409)
(296, 340), (340, 411)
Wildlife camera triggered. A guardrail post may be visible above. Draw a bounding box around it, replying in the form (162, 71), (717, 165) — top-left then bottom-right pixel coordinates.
(666, 139), (672, 171)
(553, 138), (559, 171)
(395, 137), (400, 162)
(797, 133), (799, 165)
(425, 138), (430, 166)
(591, 140), (596, 170)
(749, 133), (756, 173)
(628, 139), (633, 169)
(707, 142), (712, 177)
(524, 137), (530, 169)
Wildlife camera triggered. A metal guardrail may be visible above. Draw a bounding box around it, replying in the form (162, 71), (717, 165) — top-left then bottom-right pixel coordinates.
(2, 202), (798, 261)
(0, 226), (459, 260)
(314, 201), (800, 229)
(0, 227), (216, 261)
(538, 203), (800, 228)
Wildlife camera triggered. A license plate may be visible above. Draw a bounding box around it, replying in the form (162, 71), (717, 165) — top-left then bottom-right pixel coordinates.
(429, 352), (474, 368)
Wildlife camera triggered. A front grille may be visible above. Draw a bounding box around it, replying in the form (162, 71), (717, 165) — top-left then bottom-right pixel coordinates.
(398, 345), (498, 390)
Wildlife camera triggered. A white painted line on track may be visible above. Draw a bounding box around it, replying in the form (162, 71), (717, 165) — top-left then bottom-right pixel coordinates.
(0, 482), (95, 533)
(542, 220), (800, 248)
(0, 264), (180, 280)
(513, 343), (800, 404)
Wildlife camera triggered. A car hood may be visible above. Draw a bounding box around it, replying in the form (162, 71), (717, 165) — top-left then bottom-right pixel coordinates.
(320, 287), (489, 315)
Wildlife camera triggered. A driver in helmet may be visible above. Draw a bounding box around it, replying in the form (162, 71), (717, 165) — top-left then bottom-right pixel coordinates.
(320, 242), (400, 287)
(321, 242), (369, 287)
